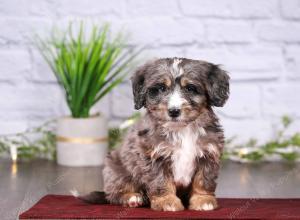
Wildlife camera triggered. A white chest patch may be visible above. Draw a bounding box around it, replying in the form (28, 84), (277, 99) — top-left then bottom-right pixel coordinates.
(170, 126), (204, 186)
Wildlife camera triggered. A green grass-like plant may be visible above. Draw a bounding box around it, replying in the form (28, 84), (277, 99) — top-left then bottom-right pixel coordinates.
(36, 22), (141, 118)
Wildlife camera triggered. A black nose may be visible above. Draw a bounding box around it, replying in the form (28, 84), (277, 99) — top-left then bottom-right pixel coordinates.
(168, 108), (181, 118)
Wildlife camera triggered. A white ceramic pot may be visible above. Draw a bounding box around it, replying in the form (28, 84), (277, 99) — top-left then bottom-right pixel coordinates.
(56, 114), (108, 166)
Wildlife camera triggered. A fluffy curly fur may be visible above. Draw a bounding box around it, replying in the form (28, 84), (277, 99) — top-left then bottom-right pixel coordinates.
(82, 58), (230, 211)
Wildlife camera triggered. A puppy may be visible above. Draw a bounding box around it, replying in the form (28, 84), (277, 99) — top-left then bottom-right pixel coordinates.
(81, 58), (230, 211)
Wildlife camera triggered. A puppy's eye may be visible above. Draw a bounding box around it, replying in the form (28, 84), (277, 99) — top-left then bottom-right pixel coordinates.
(185, 84), (198, 94)
(148, 84), (166, 97)
(148, 87), (159, 97)
(157, 84), (166, 92)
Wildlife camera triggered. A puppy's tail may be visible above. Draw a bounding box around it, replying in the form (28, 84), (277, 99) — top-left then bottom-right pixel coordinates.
(70, 189), (108, 204)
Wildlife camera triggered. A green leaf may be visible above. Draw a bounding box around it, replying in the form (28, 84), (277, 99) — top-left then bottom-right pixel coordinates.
(282, 115), (292, 128)
(279, 152), (298, 162)
(242, 151), (264, 161)
(291, 133), (300, 146)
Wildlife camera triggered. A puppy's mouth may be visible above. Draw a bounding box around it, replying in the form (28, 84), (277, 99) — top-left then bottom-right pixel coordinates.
(147, 108), (194, 126)
(163, 118), (189, 127)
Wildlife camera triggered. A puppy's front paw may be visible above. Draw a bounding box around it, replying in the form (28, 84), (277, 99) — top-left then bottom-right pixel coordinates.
(151, 194), (184, 211)
(121, 193), (144, 208)
(189, 195), (218, 211)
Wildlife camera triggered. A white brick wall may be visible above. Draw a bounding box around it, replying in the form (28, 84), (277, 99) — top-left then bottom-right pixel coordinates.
(0, 0), (299, 143)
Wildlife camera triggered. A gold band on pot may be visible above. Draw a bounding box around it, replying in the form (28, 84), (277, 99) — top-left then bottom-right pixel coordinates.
(56, 136), (108, 144)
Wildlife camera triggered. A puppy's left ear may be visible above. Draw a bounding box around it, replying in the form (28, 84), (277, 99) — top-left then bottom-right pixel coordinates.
(206, 64), (230, 107)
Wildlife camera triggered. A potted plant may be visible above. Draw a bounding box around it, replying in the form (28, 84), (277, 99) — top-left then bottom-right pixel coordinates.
(36, 22), (140, 166)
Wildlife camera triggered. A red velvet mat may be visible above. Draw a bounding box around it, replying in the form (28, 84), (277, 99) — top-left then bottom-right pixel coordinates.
(19, 195), (300, 219)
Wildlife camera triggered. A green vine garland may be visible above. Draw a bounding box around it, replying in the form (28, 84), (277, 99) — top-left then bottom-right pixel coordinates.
(0, 120), (56, 161)
(0, 115), (299, 163)
(223, 116), (300, 162)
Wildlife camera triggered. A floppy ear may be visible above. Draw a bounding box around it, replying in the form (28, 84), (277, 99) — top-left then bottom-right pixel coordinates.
(131, 64), (147, 110)
(206, 64), (230, 107)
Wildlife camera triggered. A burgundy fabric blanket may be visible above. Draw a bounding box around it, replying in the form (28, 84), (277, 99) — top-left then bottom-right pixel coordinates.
(19, 195), (300, 219)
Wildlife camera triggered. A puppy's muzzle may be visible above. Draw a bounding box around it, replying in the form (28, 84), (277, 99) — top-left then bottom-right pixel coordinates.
(168, 108), (181, 118)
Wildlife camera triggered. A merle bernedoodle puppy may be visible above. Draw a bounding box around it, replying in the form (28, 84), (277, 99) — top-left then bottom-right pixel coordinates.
(76, 58), (230, 211)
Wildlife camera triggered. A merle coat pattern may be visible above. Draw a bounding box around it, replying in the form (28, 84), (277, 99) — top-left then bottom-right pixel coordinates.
(82, 58), (230, 211)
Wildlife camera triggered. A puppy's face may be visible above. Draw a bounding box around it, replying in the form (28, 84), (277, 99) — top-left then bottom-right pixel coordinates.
(131, 58), (230, 126)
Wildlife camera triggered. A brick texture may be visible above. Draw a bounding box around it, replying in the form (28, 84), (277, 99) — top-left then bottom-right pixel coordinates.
(0, 0), (299, 141)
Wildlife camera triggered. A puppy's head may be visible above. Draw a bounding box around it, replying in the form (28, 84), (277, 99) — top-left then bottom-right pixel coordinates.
(131, 58), (230, 126)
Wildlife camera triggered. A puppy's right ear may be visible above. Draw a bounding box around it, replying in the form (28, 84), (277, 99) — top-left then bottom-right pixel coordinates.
(131, 64), (147, 110)
(206, 64), (230, 107)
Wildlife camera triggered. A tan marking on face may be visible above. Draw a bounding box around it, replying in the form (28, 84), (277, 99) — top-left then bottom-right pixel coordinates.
(181, 103), (195, 110)
(180, 77), (206, 94)
(149, 103), (167, 110)
(181, 105), (202, 121)
(164, 78), (172, 87)
(180, 77), (189, 87)
(180, 77), (198, 87)
(148, 103), (168, 116)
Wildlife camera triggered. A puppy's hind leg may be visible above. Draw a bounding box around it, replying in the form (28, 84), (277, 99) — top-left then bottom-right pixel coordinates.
(104, 167), (144, 207)
(103, 152), (145, 208)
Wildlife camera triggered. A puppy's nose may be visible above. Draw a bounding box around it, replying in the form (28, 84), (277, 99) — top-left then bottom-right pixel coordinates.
(168, 108), (181, 118)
